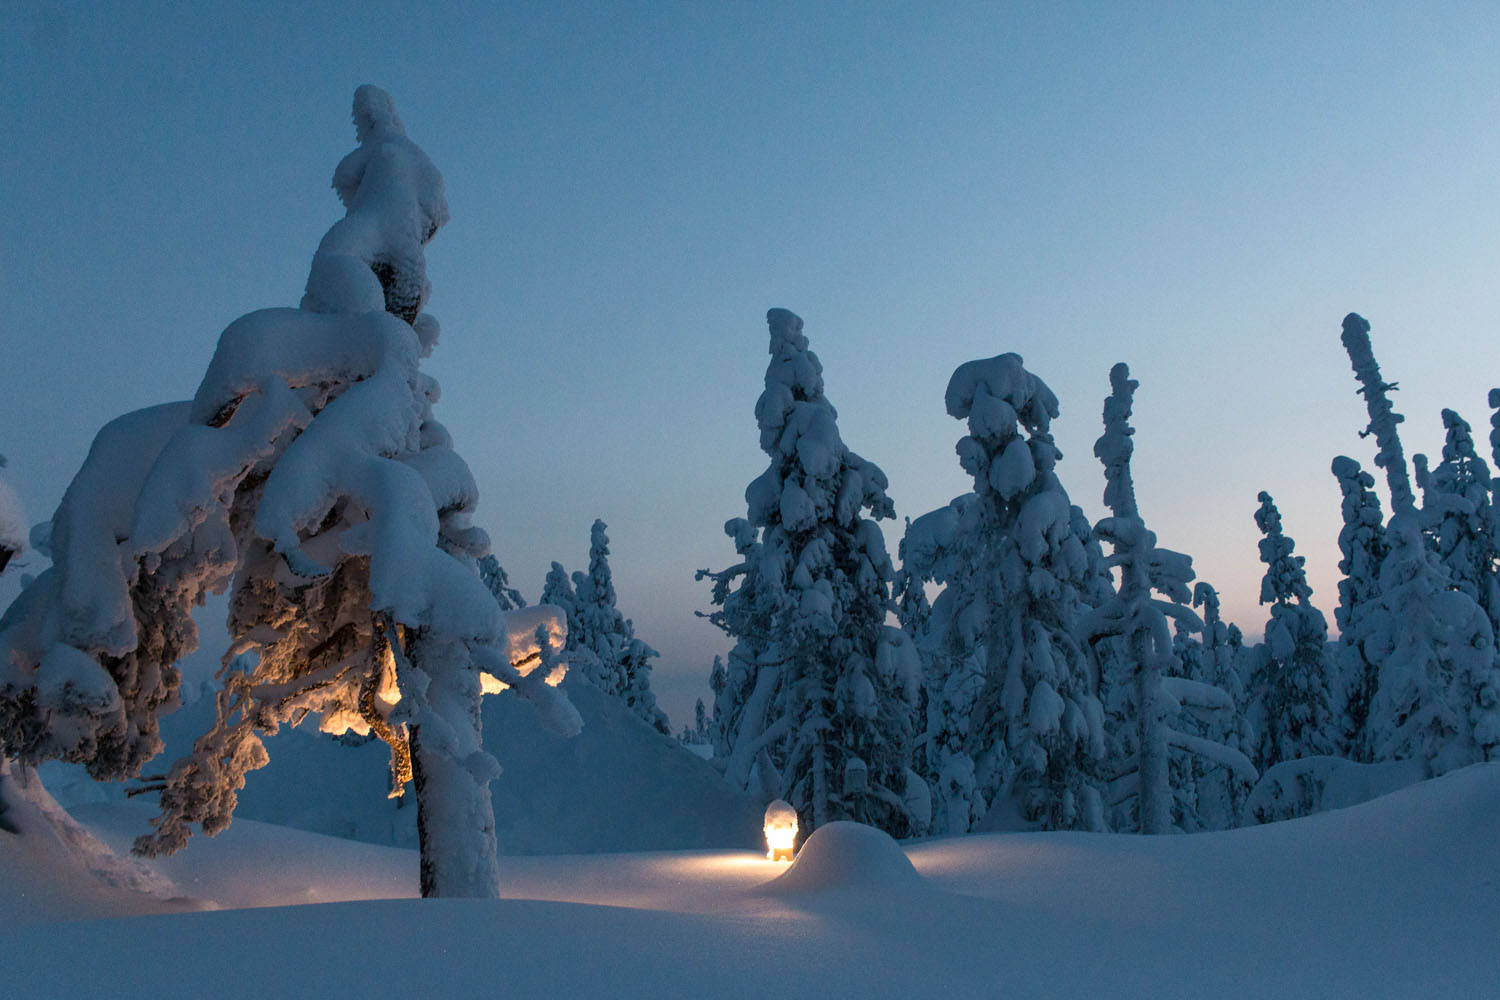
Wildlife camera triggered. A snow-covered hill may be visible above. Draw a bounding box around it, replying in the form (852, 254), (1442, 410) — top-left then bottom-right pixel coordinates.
(4, 762), (1498, 998)
(66, 674), (766, 857)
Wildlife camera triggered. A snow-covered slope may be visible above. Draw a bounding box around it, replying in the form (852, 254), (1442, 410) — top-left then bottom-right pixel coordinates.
(4, 762), (1498, 998)
(108, 674), (766, 856)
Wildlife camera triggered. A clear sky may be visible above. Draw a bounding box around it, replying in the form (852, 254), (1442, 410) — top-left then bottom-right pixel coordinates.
(3, 2), (1498, 727)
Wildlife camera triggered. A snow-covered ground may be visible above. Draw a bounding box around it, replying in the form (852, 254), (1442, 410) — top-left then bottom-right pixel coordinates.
(3, 762), (1497, 999)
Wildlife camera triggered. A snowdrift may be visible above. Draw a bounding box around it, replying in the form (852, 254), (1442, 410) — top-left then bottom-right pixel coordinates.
(4, 762), (1498, 998)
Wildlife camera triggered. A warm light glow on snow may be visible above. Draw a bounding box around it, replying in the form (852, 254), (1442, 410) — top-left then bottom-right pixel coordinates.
(763, 799), (798, 861)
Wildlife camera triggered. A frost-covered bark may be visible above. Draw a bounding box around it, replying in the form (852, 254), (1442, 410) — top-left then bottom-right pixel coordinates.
(1339, 315), (1500, 770)
(1245, 492), (1336, 769)
(901, 354), (1104, 833)
(699, 309), (920, 837)
(1087, 364), (1256, 834)
(0, 87), (578, 897)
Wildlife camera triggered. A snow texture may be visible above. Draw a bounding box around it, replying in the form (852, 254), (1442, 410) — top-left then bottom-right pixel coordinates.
(6, 763), (1500, 998)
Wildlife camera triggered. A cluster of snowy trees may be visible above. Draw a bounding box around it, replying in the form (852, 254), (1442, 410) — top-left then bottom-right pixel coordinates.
(532, 519), (671, 736)
(3, 86), (1496, 887)
(701, 310), (1500, 839)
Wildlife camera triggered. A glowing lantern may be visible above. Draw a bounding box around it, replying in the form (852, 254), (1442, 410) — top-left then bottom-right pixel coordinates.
(764, 799), (798, 862)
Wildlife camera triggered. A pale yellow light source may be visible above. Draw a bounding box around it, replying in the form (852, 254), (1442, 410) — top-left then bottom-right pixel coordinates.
(763, 799), (798, 862)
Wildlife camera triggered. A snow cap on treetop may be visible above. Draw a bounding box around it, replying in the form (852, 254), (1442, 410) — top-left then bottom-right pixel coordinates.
(944, 353), (1060, 435)
(352, 84), (405, 143)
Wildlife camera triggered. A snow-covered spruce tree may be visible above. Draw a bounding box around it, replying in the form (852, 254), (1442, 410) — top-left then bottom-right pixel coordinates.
(0, 456), (23, 834)
(902, 354), (1105, 832)
(707, 654), (729, 755)
(565, 520), (669, 734)
(1087, 364), (1256, 834)
(570, 520), (627, 695)
(0, 455), (23, 577)
(1245, 492), (1336, 769)
(899, 501), (986, 834)
(540, 561), (583, 646)
(1421, 410), (1500, 634)
(1330, 455), (1386, 757)
(478, 553), (526, 612)
(698, 309), (922, 836)
(1340, 313), (1500, 770)
(1188, 583), (1254, 828)
(0, 87), (579, 897)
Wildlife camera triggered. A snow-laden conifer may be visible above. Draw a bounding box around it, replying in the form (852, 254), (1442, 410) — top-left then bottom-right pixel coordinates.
(0, 456), (22, 578)
(901, 354), (1104, 832)
(698, 309), (920, 836)
(1421, 410), (1499, 634)
(561, 520), (670, 734)
(1245, 492), (1336, 769)
(1087, 364), (1256, 834)
(540, 561), (582, 642)
(0, 87), (579, 896)
(1188, 583), (1254, 828)
(1331, 455), (1385, 757)
(707, 655), (729, 755)
(1340, 314), (1500, 770)
(478, 554), (526, 612)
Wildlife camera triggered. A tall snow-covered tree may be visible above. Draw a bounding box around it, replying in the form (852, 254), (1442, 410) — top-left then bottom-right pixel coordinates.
(564, 520), (670, 734)
(1087, 363), (1256, 834)
(478, 554), (526, 612)
(540, 561), (582, 644)
(1187, 583), (1254, 828)
(707, 654), (729, 755)
(1340, 313), (1499, 770)
(0, 455), (22, 578)
(1330, 455), (1386, 757)
(900, 502), (985, 834)
(698, 309), (921, 837)
(0, 87), (578, 897)
(901, 354), (1104, 833)
(1245, 492), (1336, 769)
(1420, 410), (1499, 634)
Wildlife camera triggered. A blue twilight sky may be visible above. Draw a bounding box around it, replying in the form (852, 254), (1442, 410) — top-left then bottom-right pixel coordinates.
(3, 2), (1499, 725)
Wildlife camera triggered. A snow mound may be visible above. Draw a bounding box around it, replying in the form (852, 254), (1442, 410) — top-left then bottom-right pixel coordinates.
(0, 764), (202, 923)
(762, 821), (922, 894)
